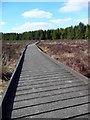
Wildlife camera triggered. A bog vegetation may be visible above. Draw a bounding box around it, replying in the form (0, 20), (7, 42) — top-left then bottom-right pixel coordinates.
(1, 41), (34, 94)
(39, 40), (89, 77)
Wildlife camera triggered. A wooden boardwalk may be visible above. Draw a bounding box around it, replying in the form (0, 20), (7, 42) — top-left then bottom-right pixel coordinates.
(1, 43), (90, 119)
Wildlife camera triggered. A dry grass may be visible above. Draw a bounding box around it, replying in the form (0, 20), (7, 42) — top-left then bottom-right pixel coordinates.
(0, 79), (8, 95)
(38, 40), (89, 76)
(1, 40), (35, 95)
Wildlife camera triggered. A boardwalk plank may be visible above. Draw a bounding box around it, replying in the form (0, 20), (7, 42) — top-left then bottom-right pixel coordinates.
(2, 44), (89, 119)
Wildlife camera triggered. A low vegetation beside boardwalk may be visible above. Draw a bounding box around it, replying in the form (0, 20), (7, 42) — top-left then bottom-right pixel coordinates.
(1, 40), (35, 94)
(1, 39), (89, 95)
(38, 40), (89, 77)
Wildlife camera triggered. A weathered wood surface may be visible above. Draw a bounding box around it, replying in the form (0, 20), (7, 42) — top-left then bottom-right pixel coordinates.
(2, 44), (89, 119)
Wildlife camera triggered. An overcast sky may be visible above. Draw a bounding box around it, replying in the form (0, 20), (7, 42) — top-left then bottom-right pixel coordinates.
(0, 0), (89, 33)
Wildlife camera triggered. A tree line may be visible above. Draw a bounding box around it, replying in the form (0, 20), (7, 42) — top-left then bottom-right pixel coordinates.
(2, 22), (90, 40)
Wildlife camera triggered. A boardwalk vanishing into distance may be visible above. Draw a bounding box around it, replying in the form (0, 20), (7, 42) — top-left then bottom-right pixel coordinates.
(1, 43), (90, 119)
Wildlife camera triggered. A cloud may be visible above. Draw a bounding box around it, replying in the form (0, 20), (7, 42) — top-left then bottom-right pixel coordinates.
(2, 0), (67, 2)
(0, 21), (5, 25)
(12, 22), (52, 32)
(51, 18), (72, 23)
(76, 18), (90, 25)
(76, 18), (88, 24)
(59, 0), (89, 12)
(22, 9), (53, 18)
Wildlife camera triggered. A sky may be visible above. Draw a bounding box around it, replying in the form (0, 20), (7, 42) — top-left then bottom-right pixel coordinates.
(0, 0), (89, 33)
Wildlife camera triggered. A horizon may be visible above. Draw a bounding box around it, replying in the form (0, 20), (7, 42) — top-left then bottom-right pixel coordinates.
(1, 0), (89, 33)
(1, 22), (88, 34)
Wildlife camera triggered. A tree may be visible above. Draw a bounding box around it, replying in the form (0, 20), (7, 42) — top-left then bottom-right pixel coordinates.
(2, 22), (88, 40)
(60, 28), (64, 39)
(67, 26), (74, 39)
(46, 30), (52, 40)
(52, 29), (60, 40)
(85, 24), (90, 39)
(76, 22), (85, 39)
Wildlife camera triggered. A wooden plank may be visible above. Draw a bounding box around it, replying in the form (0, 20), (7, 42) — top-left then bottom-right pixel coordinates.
(1, 44), (89, 119)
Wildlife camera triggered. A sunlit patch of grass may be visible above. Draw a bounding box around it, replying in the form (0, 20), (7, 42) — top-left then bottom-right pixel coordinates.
(0, 79), (9, 95)
(2, 66), (13, 81)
